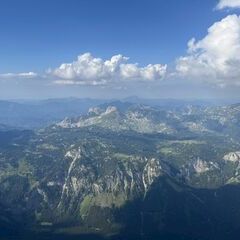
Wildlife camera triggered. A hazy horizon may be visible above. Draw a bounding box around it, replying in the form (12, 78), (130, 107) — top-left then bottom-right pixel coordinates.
(1, 96), (240, 103)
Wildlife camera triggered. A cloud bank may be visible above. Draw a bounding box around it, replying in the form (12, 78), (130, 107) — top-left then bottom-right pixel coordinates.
(176, 14), (240, 86)
(216, 0), (240, 10)
(0, 72), (38, 79)
(51, 53), (167, 85)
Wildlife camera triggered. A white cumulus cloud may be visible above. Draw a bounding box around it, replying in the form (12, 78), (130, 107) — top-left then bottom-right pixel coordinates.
(216, 0), (240, 10)
(51, 53), (167, 85)
(176, 14), (240, 86)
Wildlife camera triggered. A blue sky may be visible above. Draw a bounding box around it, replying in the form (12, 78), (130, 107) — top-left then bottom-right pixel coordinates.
(1, 0), (240, 99)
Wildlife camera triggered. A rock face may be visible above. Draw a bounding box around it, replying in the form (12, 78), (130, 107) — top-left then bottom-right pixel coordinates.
(1, 102), (240, 239)
(57, 149), (163, 219)
(142, 158), (162, 192)
(223, 152), (240, 162)
(193, 158), (210, 174)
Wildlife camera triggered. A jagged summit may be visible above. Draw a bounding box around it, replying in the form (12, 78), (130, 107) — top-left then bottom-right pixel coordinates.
(224, 152), (240, 162)
(55, 101), (240, 138)
(55, 102), (176, 134)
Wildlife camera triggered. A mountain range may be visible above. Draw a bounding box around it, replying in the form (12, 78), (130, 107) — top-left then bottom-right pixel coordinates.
(1, 101), (240, 239)
(0, 97), (238, 129)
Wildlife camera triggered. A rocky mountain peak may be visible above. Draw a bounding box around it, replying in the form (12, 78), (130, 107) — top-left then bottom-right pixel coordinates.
(104, 106), (118, 114)
(88, 107), (102, 115)
(223, 152), (240, 162)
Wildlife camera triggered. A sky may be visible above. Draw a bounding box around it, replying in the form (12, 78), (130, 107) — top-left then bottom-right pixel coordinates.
(1, 0), (240, 99)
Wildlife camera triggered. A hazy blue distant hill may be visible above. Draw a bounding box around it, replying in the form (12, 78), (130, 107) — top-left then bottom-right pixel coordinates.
(123, 96), (240, 108)
(0, 123), (12, 131)
(0, 98), (107, 129)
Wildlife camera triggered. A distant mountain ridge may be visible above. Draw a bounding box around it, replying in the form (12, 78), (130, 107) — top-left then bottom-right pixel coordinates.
(0, 98), (107, 129)
(0, 97), (239, 129)
(55, 101), (240, 138)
